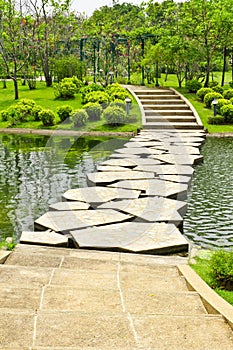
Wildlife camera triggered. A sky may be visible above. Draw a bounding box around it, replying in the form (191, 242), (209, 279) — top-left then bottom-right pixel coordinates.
(70, 0), (144, 17)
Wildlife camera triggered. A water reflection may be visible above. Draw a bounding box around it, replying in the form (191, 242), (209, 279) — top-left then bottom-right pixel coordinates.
(184, 137), (233, 249)
(0, 134), (127, 241)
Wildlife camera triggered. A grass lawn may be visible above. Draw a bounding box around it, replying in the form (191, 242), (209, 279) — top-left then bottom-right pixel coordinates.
(0, 81), (141, 133)
(190, 256), (233, 306)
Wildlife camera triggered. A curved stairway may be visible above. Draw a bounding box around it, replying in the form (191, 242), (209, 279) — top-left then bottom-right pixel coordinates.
(130, 87), (204, 131)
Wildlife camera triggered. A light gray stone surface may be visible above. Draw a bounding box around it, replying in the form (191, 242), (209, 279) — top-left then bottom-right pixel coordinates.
(133, 164), (194, 175)
(62, 186), (141, 205)
(20, 231), (69, 247)
(71, 222), (188, 254)
(153, 154), (203, 165)
(87, 170), (155, 186)
(49, 201), (90, 211)
(34, 210), (132, 233)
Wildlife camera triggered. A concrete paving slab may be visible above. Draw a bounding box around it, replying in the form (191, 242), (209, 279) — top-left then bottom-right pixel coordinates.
(99, 195), (187, 219)
(124, 291), (207, 315)
(20, 231), (69, 247)
(49, 201), (90, 211)
(108, 179), (188, 200)
(0, 265), (53, 286)
(0, 311), (34, 348)
(0, 284), (41, 310)
(87, 170), (155, 186)
(71, 222), (188, 254)
(5, 252), (63, 268)
(34, 313), (135, 348)
(61, 256), (118, 272)
(132, 315), (233, 349)
(35, 209), (132, 233)
(42, 286), (122, 313)
(62, 186), (141, 205)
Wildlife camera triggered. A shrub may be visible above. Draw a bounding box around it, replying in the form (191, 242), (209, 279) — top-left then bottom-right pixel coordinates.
(185, 79), (202, 93)
(15, 99), (37, 121)
(212, 85), (224, 94)
(109, 88), (129, 101)
(83, 102), (102, 121)
(0, 110), (9, 122)
(196, 87), (213, 101)
(204, 92), (223, 108)
(62, 76), (83, 91)
(71, 109), (88, 127)
(220, 104), (233, 123)
(54, 81), (77, 99)
(208, 116), (225, 125)
(229, 81), (233, 89)
(208, 81), (219, 88)
(103, 105), (127, 125)
(38, 109), (56, 126)
(56, 105), (73, 122)
(110, 99), (126, 110)
(209, 250), (233, 290)
(83, 91), (110, 106)
(216, 98), (231, 115)
(223, 89), (233, 100)
(230, 97), (233, 104)
(32, 105), (43, 121)
(7, 108), (20, 126)
(80, 84), (104, 102)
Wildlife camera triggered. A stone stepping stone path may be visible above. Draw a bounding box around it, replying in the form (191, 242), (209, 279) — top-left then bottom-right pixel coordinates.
(20, 88), (206, 255)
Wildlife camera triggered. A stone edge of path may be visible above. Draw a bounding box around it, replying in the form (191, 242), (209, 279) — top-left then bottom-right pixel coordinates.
(0, 250), (11, 263)
(178, 264), (233, 330)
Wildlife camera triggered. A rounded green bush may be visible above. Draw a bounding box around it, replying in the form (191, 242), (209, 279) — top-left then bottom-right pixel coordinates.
(83, 102), (102, 121)
(208, 116), (225, 125)
(83, 91), (110, 106)
(196, 87), (213, 101)
(204, 92), (223, 108)
(110, 99), (126, 110)
(54, 81), (77, 99)
(230, 97), (233, 104)
(210, 250), (233, 290)
(229, 81), (233, 89)
(38, 109), (56, 126)
(216, 99), (231, 115)
(0, 110), (9, 122)
(80, 84), (104, 102)
(212, 85), (224, 95)
(208, 81), (219, 88)
(32, 105), (43, 121)
(220, 104), (233, 123)
(56, 105), (73, 122)
(185, 79), (202, 93)
(71, 109), (88, 127)
(223, 89), (233, 100)
(103, 105), (127, 125)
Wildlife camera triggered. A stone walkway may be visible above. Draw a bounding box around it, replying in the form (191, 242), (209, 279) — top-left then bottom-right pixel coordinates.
(0, 244), (233, 349)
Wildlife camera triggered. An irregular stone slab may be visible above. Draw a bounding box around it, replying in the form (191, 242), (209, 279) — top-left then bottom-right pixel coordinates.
(71, 222), (188, 254)
(62, 186), (141, 205)
(0, 251), (11, 264)
(115, 147), (155, 155)
(97, 165), (132, 172)
(109, 153), (140, 159)
(133, 164), (194, 176)
(49, 201), (90, 211)
(87, 171), (155, 186)
(152, 154), (203, 165)
(99, 158), (138, 168)
(108, 179), (188, 200)
(124, 141), (164, 148)
(158, 174), (192, 185)
(20, 230), (69, 247)
(98, 197), (187, 224)
(158, 146), (201, 155)
(34, 210), (132, 233)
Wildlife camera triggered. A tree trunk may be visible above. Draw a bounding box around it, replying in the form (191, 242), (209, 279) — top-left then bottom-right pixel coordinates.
(13, 78), (19, 100)
(221, 46), (227, 87)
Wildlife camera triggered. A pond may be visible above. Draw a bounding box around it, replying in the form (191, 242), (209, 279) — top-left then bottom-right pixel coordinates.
(184, 137), (233, 249)
(0, 133), (128, 241)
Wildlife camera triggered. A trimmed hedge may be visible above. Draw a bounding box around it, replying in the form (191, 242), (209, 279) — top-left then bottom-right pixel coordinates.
(204, 92), (223, 108)
(71, 109), (88, 127)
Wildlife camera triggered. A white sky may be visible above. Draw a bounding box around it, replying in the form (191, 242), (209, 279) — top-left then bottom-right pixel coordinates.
(70, 0), (145, 17)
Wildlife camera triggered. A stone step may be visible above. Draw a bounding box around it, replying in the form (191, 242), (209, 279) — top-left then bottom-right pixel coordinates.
(140, 95), (181, 101)
(145, 110), (194, 116)
(143, 122), (203, 130)
(146, 116), (196, 123)
(135, 89), (173, 95)
(144, 104), (190, 110)
(140, 99), (185, 105)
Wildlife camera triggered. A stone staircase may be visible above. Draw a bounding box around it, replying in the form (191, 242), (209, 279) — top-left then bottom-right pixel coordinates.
(131, 88), (204, 130)
(0, 244), (233, 349)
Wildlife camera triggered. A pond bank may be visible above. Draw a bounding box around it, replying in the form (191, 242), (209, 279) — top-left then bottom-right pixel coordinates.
(0, 127), (137, 137)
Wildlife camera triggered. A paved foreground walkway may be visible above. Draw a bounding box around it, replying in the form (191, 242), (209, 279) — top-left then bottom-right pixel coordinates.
(0, 244), (233, 349)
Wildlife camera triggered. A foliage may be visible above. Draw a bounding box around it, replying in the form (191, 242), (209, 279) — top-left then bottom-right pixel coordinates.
(62, 77), (83, 90)
(216, 98), (231, 114)
(229, 81), (233, 89)
(204, 92), (223, 108)
(208, 116), (225, 125)
(53, 56), (85, 82)
(209, 250), (233, 290)
(103, 105), (127, 125)
(38, 109), (56, 126)
(223, 89), (233, 100)
(54, 81), (77, 99)
(110, 100), (126, 110)
(220, 104), (233, 122)
(0, 237), (16, 251)
(83, 91), (110, 106)
(212, 85), (224, 95)
(208, 81), (219, 88)
(56, 105), (73, 122)
(71, 109), (89, 127)
(196, 88), (213, 101)
(185, 79), (202, 93)
(83, 102), (102, 121)
(0, 110), (10, 122)
(80, 84), (104, 102)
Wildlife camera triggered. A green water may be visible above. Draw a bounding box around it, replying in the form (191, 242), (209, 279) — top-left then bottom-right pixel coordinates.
(184, 137), (233, 249)
(0, 133), (127, 241)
